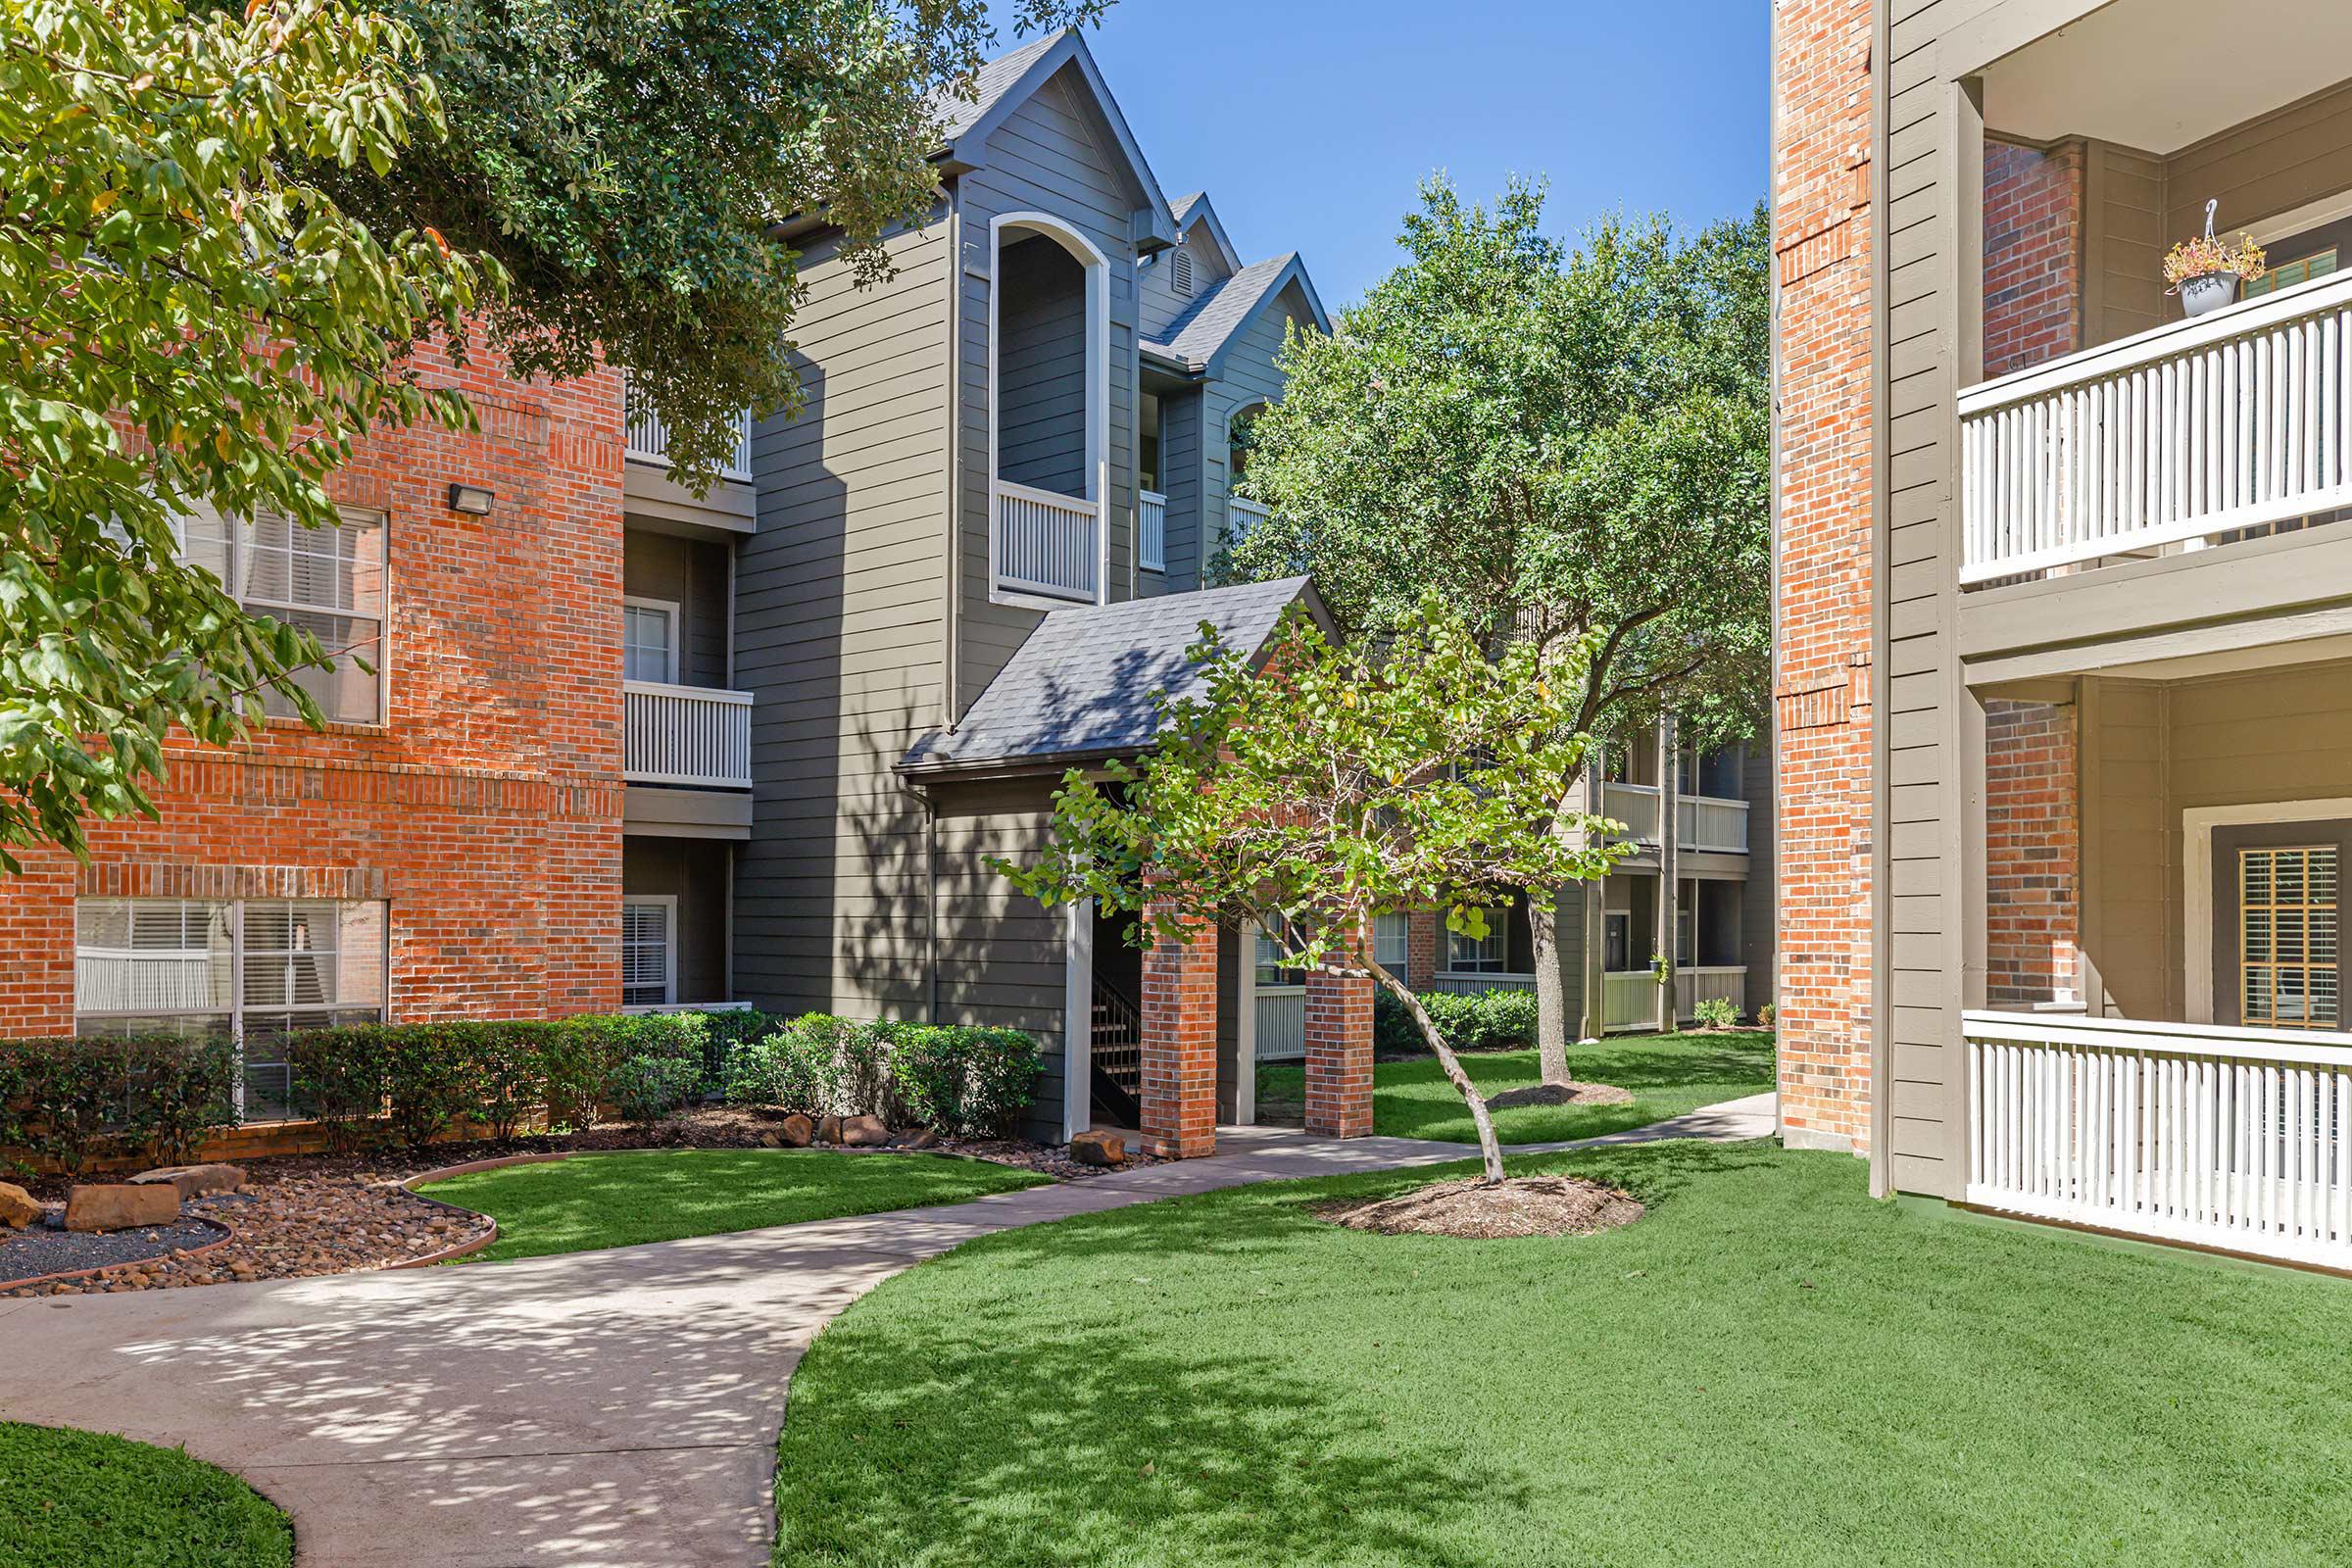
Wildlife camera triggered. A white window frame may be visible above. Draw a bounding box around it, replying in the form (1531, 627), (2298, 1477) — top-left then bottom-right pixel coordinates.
(73, 896), (390, 1122)
(1373, 911), (1409, 973)
(621, 895), (678, 1009)
(2183, 798), (2352, 1023)
(988, 211), (1111, 611)
(621, 595), (681, 686)
(1446, 908), (1511, 974)
(177, 501), (391, 727)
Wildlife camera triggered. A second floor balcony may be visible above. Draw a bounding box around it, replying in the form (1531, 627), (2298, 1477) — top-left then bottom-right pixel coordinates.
(623, 680), (753, 790)
(623, 379), (754, 482)
(1601, 781), (1749, 856)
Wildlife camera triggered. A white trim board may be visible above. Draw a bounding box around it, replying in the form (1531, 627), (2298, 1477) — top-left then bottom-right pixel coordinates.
(2181, 798), (2352, 1024)
(1062, 900), (1093, 1144)
(987, 210), (1112, 610)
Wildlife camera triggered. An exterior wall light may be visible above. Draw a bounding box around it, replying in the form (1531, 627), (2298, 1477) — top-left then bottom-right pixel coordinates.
(447, 483), (495, 515)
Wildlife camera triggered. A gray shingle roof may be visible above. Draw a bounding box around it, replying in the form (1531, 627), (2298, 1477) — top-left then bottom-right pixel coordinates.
(1142, 253), (1301, 370)
(934, 29), (1064, 143)
(900, 577), (1320, 773)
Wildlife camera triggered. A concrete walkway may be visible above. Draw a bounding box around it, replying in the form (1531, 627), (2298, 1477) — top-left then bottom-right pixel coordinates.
(0, 1094), (1773, 1567)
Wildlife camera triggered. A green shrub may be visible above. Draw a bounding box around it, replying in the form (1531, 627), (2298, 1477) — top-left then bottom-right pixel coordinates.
(0, 1035), (237, 1176)
(610, 1053), (701, 1124)
(475, 1022), (552, 1142)
(536, 1019), (618, 1134)
(723, 1032), (824, 1113)
(777, 1014), (897, 1118)
(1756, 1002), (1777, 1030)
(1372, 986), (1540, 1055)
(1691, 996), (1740, 1030)
(380, 1025), (492, 1152)
(287, 1027), (392, 1153)
(881, 1024), (1039, 1138)
(691, 1007), (780, 1096)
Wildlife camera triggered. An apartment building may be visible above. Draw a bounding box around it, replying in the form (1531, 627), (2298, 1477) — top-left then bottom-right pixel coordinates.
(1774, 0), (2352, 1268)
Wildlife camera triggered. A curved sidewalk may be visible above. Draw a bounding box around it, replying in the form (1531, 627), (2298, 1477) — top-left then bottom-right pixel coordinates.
(0, 1094), (1773, 1567)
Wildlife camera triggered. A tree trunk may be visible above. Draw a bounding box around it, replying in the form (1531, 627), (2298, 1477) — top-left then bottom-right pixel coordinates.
(1527, 896), (1571, 1087)
(1371, 960), (1506, 1184)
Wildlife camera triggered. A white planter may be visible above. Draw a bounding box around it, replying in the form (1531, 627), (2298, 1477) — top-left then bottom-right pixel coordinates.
(2179, 272), (2239, 318)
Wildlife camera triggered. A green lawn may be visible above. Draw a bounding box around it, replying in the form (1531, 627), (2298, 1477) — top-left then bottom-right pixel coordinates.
(1256, 1028), (1774, 1143)
(772, 1141), (2352, 1566)
(0, 1422), (292, 1568)
(421, 1149), (1050, 1262)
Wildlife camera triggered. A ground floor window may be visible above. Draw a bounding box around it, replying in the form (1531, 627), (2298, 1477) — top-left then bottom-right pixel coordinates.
(1446, 908), (1510, 972)
(1373, 911), (1408, 972)
(74, 897), (387, 1120)
(2239, 846), (2339, 1029)
(621, 897), (676, 1007)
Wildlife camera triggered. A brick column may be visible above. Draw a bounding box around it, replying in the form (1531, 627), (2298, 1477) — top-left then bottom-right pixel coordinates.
(1139, 901), (1219, 1158)
(1405, 909), (1441, 990)
(1304, 931), (1375, 1137)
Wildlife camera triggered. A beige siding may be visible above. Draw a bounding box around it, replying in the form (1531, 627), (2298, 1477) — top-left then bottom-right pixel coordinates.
(2082, 141), (2167, 346)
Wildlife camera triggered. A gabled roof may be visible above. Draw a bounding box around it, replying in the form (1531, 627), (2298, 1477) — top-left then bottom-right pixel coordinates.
(1141, 253), (1332, 377)
(1167, 191), (1243, 273)
(932, 29), (1177, 252)
(899, 577), (1327, 776)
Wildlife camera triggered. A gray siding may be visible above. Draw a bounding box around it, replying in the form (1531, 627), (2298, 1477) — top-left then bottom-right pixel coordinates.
(1740, 737), (1779, 1015)
(997, 235), (1089, 495)
(623, 836), (730, 1004)
(1200, 282), (1312, 566)
(734, 211), (953, 1019)
(956, 64), (1146, 710)
(1139, 217), (1235, 340)
(623, 529), (731, 688)
(1153, 386), (1203, 592)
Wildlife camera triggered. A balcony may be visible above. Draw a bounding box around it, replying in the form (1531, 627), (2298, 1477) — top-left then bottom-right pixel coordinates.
(1138, 489), (1167, 573)
(1600, 782), (1749, 855)
(1960, 273), (2352, 585)
(994, 479), (1101, 602)
(1964, 1011), (2350, 1270)
(622, 381), (753, 482)
(623, 681), (752, 789)
(1229, 496), (1271, 537)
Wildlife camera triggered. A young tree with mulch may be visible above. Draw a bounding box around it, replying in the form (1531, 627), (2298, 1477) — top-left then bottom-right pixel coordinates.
(999, 597), (1624, 1186)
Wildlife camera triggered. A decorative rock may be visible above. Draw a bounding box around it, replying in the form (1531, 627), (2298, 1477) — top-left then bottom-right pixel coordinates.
(779, 1113), (814, 1148)
(130, 1163), (247, 1200)
(0, 1182), (40, 1229)
(757, 1133), (782, 1149)
(816, 1114), (843, 1146)
(64, 1183), (180, 1234)
(898, 1127), (942, 1152)
(839, 1115), (890, 1148)
(1068, 1129), (1128, 1167)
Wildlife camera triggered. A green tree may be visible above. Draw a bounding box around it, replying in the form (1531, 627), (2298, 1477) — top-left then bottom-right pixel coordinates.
(999, 598), (1623, 1184)
(1224, 178), (1770, 1084)
(317, 0), (1109, 484)
(0, 0), (488, 867)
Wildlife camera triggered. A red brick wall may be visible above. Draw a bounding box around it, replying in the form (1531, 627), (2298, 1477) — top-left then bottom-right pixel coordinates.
(1984, 700), (2080, 1007)
(1772, 0), (1877, 1152)
(1138, 902), (1219, 1158)
(1405, 909), (1440, 990)
(1984, 138), (2084, 378)
(0, 337), (626, 1035)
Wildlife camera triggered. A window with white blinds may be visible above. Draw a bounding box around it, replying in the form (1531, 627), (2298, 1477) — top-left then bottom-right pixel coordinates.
(1373, 911), (1409, 972)
(75, 897), (387, 1120)
(179, 503), (388, 723)
(2240, 847), (2340, 1029)
(621, 898), (675, 1007)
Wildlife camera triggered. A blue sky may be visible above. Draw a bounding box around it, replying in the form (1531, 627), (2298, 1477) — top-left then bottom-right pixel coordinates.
(1078, 0), (1770, 310)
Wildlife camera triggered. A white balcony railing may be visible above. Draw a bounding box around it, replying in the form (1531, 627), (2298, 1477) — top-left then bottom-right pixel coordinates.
(1600, 783), (1750, 854)
(994, 479), (1100, 602)
(1964, 1011), (2352, 1269)
(1253, 986), (1306, 1061)
(1603, 966), (1748, 1032)
(1429, 971), (1539, 997)
(1229, 496), (1271, 538)
(1958, 271), (2352, 584)
(1138, 489), (1167, 573)
(622, 377), (753, 481)
(623, 680), (753, 789)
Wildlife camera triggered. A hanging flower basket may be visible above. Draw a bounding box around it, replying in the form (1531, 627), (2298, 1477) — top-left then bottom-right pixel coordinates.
(2165, 231), (2266, 318)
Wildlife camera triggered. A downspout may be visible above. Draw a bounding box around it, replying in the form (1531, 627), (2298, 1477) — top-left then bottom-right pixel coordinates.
(903, 775), (942, 1024)
(943, 183), (964, 731)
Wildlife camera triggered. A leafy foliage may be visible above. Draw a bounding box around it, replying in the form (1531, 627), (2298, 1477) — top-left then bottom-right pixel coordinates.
(1225, 178), (1770, 755)
(1373, 987), (1540, 1057)
(316, 0), (1109, 485)
(0, 1034), (235, 1176)
(0, 0), (491, 866)
(609, 1053), (702, 1125)
(1000, 596), (1624, 1181)
(1691, 996), (1740, 1030)
(880, 1023), (1039, 1138)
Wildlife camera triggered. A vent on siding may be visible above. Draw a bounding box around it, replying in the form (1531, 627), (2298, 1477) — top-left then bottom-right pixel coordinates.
(1172, 248), (1195, 298)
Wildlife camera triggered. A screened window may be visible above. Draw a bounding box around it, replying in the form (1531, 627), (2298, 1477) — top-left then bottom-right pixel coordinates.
(1446, 909), (1510, 973)
(75, 898), (387, 1120)
(2240, 846), (2339, 1029)
(180, 504), (387, 724)
(622, 600), (677, 685)
(1373, 911), (1409, 973)
(622, 898), (675, 1007)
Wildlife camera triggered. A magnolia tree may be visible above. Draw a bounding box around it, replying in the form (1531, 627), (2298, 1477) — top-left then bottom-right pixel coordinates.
(1223, 178), (1770, 1084)
(0, 0), (487, 866)
(999, 599), (1625, 1184)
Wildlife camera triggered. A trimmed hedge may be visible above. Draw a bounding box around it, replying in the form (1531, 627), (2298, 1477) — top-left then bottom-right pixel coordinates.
(0, 1034), (236, 1178)
(1373, 986), (1540, 1056)
(723, 1016), (1038, 1139)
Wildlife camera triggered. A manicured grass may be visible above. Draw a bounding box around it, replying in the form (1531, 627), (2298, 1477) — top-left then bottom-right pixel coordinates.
(772, 1141), (2352, 1566)
(0, 1422), (292, 1568)
(1256, 1028), (1775, 1144)
(422, 1149), (1049, 1262)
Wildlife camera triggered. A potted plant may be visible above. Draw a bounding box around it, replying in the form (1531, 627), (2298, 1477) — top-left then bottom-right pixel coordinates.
(2165, 199), (2267, 318)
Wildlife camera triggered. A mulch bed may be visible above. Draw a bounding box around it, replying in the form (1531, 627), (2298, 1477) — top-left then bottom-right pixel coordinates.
(1315, 1175), (1645, 1240)
(1482, 1080), (1634, 1111)
(1, 1108), (1140, 1298)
